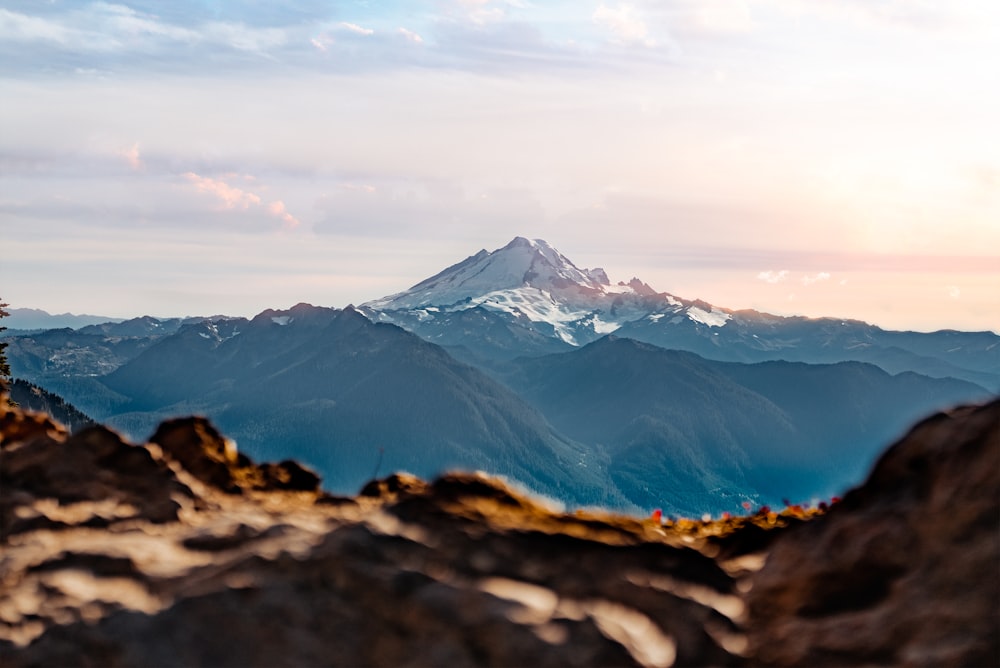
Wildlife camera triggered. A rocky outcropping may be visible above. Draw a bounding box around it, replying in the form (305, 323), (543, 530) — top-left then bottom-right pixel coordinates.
(747, 400), (1000, 666)
(1, 392), (997, 667)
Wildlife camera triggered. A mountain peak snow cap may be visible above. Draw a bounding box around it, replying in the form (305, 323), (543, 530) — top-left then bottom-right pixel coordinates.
(367, 237), (619, 310)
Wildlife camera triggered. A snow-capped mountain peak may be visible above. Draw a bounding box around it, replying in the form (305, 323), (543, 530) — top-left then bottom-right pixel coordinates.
(362, 236), (734, 347)
(366, 236), (610, 312)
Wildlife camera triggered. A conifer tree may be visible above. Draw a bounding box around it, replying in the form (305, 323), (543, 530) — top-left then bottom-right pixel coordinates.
(0, 299), (11, 385)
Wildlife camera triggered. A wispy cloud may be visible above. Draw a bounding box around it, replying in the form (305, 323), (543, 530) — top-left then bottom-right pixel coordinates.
(454, 0), (509, 25)
(267, 200), (301, 230)
(398, 27), (424, 44)
(310, 35), (332, 52)
(0, 3), (288, 67)
(184, 172), (262, 210)
(757, 270), (789, 284)
(593, 3), (656, 47)
(338, 22), (374, 37)
(184, 171), (300, 230)
(119, 142), (142, 171)
(801, 271), (831, 286)
(0, 1), (678, 76)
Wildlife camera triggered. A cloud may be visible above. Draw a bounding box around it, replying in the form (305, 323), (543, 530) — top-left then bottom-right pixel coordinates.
(398, 27), (424, 44)
(338, 22), (373, 37)
(119, 142), (142, 171)
(757, 270), (789, 284)
(801, 271), (831, 286)
(184, 171), (301, 229)
(0, 1), (676, 77)
(202, 22), (287, 52)
(593, 3), (656, 47)
(453, 0), (508, 25)
(0, 4), (287, 64)
(184, 172), (262, 209)
(267, 200), (301, 230)
(0, 7), (79, 45)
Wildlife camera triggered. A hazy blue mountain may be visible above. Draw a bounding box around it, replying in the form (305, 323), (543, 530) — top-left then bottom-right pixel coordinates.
(496, 336), (992, 515)
(9, 299), (993, 515)
(76, 315), (239, 338)
(614, 311), (1000, 391)
(3, 308), (123, 331)
(3, 316), (247, 419)
(98, 304), (623, 507)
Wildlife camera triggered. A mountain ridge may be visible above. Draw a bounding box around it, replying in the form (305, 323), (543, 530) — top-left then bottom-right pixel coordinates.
(361, 237), (1000, 389)
(9, 302), (989, 515)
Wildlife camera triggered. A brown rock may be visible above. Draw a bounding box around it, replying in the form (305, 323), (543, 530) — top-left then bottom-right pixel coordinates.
(746, 400), (1000, 666)
(0, 400), (66, 448)
(149, 417), (241, 493)
(1, 421), (191, 538)
(2, 390), (997, 667)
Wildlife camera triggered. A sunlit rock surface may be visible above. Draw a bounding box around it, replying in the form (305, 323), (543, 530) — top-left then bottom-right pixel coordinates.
(1, 391), (997, 667)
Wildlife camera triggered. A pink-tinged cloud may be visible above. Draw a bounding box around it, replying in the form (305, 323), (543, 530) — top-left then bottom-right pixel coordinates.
(268, 200), (301, 230)
(801, 271), (831, 286)
(184, 172), (261, 209)
(339, 22), (373, 36)
(311, 35), (333, 52)
(184, 172), (302, 230)
(757, 270), (789, 284)
(120, 142), (143, 171)
(398, 27), (423, 44)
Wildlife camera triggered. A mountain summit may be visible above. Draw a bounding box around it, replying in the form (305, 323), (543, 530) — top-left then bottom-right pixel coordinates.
(368, 237), (610, 309)
(363, 236), (712, 346)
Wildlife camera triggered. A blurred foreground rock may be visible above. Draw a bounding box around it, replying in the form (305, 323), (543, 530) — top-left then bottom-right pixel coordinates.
(747, 399), (1000, 666)
(1, 391), (997, 667)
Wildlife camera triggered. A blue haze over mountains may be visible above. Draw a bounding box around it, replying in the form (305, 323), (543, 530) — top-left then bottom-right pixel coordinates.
(5, 238), (997, 515)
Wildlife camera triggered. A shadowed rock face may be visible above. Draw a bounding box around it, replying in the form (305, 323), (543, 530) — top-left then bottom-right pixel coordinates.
(1, 390), (997, 667)
(746, 400), (1000, 667)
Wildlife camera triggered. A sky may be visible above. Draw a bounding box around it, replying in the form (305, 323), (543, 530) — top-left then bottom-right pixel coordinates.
(1, 0), (998, 333)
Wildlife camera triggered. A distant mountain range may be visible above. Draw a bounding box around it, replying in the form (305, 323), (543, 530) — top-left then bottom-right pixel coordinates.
(4, 237), (997, 514)
(3, 308), (124, 331)
(361, 237), (1000, 390)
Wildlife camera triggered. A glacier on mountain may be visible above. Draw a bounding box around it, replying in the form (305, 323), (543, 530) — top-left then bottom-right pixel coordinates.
(363, 236), (705, 346)
(686, 306), (731, 328)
